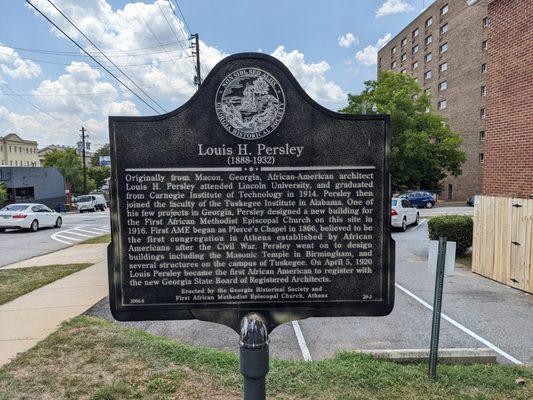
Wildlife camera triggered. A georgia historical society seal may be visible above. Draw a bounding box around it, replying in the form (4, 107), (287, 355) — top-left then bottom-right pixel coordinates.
(215, 68), (285, 140)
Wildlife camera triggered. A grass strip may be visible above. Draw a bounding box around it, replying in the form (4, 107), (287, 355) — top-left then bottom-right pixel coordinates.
(81, 234), (111, 244)
(0, 263), (92, 305)
(0, 316), (530, 399)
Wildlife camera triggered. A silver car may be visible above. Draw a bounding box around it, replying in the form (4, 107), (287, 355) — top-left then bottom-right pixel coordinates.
(0, 203), (62, 232)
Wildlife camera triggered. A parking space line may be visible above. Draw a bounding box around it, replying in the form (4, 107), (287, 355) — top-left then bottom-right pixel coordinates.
(92, 227), (110, 232)
(292, 321), (312, 361)
(395, 283), (523, 364)
(410, 219), (427, 231)
(61, 230), (92, 238)
(74, 227), (105, 235)
(49, 235), (75, 245)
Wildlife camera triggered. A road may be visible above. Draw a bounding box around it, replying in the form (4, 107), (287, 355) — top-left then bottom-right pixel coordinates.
(0, 210), (110, 268)
(419, 206), (473, 217)
(88, 218), (533, 365)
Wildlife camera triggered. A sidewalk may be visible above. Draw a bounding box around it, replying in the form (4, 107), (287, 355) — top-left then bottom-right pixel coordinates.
(0, 244), (108, 367)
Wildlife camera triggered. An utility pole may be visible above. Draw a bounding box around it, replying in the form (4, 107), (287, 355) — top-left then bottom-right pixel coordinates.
(190, 33), (201, 88)
(79, 126), (88, 194)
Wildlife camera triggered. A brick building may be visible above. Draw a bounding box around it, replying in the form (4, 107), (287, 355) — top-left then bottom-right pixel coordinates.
(468, 0), (533, 198)
(378, 0), (489, 200)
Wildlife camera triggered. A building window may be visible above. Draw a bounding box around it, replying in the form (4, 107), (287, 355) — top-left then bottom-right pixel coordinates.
(440, 23), (449, 34)
(440, 43), (448, 53)
(425, 70), (432, 80)
(412, 61), (418, 70)
(401, 68), (407, 74)
(401, 53), (407, 61)
(440, 62), (448, 72)
(425, 53), (432, 62)
(426, 17), (433, 27)
(482, 40), (488, 50)
(413, 28), (419, 38)
(425, 35), (432, 45)
(480, 130), (485, 141)
(438, 100), (447, 110)
(440, 4), (449, 16)
(483, 17), (489, 28)
(412, 44), (419, 54)
(479, 153), (484, 163)
(480, 108), (486, 119)
(391, 60), (397, 69)
(481, 63), (487, 73)
(439, 81), (447, 91)
(401, 37), (407, 46)
(481, 85), (487, 96)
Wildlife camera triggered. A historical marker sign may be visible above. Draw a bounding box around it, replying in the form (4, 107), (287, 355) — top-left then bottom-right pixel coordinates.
(108, 53), (394, 332)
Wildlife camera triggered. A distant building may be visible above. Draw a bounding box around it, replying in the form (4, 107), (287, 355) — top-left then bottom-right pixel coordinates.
(0, 167), (66, 208)
(0, 133), (39, 167)
(378, 1), (488, 200)
(38, 144), (94, 167)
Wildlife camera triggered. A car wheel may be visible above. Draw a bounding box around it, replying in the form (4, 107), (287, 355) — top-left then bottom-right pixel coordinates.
(401, 218), (407, 232)
(29, 220), (39, 232)
(55, 217), (62, 228)
(425, 201), (433, 208)
(414, 213), (420, 225)
(0, 228), (5, 233)
(80, 210), (84, 213)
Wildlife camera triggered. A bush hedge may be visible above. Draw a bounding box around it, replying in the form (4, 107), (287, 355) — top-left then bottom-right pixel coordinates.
(428, 215), (473, 256)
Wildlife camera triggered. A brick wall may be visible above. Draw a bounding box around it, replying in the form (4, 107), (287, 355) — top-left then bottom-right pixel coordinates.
(483, 0), (533, 198)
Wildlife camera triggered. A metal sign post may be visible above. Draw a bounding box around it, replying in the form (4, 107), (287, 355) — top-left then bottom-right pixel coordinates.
(429, 236), (447, 379)
(239, 313), (269, 400)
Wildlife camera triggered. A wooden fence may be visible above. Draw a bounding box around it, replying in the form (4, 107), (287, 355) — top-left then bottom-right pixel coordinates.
(472, 195), (533, 293)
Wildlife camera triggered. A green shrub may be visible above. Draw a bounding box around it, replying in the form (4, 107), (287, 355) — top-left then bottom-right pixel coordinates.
(428, 215), (473, 255)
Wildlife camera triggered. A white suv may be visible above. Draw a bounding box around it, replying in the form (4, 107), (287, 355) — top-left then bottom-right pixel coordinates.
(77, 194), (107, 213)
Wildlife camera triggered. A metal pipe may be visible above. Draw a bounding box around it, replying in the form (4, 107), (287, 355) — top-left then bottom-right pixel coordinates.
(239, 313), (269, 400)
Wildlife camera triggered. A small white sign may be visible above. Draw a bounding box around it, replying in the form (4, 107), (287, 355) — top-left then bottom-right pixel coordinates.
(428, 240), (456, 276)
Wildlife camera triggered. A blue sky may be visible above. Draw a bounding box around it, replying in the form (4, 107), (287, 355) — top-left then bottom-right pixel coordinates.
(0, 0), (431, 148)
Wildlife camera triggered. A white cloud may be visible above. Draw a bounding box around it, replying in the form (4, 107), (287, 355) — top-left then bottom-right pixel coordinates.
(376, 0), (414, 18)
(355, 33), (392, 66)
(338, 33), (358, 48)
(102, 100), (139, 116)
(271, 46), (345, 105)
(0, 43), (42, 80)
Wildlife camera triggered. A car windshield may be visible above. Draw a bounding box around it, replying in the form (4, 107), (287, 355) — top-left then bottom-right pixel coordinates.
(392, 200), (398, 206)
(1, 204), (29, 212)
(77, 195), (92, 202)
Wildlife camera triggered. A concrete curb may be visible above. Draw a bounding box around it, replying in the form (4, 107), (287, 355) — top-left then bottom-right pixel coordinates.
(355, 348), (497, 365)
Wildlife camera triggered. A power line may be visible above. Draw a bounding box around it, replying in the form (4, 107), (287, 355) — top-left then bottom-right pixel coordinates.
(0, 82), (62, 122)
(45, 0), (166, 114)
(25, 0), (160, 114)
(0, 50), (193, 68)
(0, 40), (192, 57)
(0, 77), (189, 97)
(170, 0), (192, 36)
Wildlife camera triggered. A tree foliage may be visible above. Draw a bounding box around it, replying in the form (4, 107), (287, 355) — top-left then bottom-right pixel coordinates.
(90, 144), (110, 167)
(43, 149), (91, 194)
(0, 183), (7, 205)
(340, 70), (466, 191)
(88, 166), (111, 189)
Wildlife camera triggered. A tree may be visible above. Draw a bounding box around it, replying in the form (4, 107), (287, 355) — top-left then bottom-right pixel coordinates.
(0, 183), (7, 206)
(88, 166), (111, 189)
(43, 149), (85, 194)
(91, 144), (110, 166)
(340, 70), (466, 192)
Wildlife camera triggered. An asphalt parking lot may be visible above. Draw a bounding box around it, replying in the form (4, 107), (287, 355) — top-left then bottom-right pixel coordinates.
(88, 220), (533, 365)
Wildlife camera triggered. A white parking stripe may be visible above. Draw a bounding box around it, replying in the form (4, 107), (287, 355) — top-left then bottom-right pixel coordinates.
(60, 230), (92, 238)
(50, 235), (74, 245)
(395, 283), (523, 364)
(91, 227), (110, 232)
(74, 227), (104, 235)
(410, 219), (427, 231)
(54, 234), (82, 241)
(292, 321), (312, 361)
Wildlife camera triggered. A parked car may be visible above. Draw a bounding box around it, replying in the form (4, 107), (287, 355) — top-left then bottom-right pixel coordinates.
(0, 203), (62, 232)
(77, 194), (107, 212)
(467, 196), (475, 207)
(399, 191), (436, 208)
(391, 198), (419, 231)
